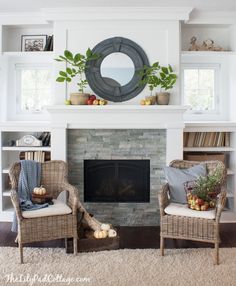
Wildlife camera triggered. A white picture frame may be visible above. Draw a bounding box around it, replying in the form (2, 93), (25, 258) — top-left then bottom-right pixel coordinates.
(21, 35), (47, 52)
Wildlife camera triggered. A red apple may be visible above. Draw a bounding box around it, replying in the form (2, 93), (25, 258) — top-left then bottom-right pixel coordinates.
(196, 198), (204, 206)
(87, 99), (94, 105)
(89, 95), (96, 101)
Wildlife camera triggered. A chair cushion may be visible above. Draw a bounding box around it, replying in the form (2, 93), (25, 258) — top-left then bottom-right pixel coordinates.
(163, 164), (207, 204)
(164, 203), (215, 219)
(22, 199), (72, 219)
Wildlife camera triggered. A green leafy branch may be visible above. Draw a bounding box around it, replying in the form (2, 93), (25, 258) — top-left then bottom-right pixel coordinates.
(55, 48), (100, 93)
(138, 62), (177, 93)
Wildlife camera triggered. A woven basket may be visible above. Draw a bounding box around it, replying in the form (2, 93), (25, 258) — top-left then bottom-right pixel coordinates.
(183, 181), (218, 211)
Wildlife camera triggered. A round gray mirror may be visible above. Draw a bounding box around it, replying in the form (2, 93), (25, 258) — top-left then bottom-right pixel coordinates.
(85, 37), (149, 102)
(101, 52), (135, 86)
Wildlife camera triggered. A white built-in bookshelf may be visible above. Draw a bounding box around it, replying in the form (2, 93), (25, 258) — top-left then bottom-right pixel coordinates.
(0, 123), (51, 221)
(184, 122), (236, 223)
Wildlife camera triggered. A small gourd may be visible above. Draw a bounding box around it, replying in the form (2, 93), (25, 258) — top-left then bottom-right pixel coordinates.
(108, 229), (117, 238)
(101, 223), (110, 231)
(94, 230), (108, 239)
(33, 185), (46, 196)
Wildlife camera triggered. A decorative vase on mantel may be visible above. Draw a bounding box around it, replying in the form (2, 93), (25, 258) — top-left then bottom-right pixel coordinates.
(156, 92), (170, 105)
(70, 93), (90, 105)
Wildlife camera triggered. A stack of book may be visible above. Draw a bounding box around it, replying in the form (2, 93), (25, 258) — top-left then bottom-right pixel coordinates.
(20, 151), (51, 162)
(44, 35), (53, 51)
(38, 132), (51, 146)
(184, 132), (230, 147)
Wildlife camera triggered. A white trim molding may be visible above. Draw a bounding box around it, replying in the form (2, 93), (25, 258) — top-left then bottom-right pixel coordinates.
(0, 12), (48, 25)
(46, 105), (187, 129)
(42, 7), (193, 22)
(186, 10), (236, 25)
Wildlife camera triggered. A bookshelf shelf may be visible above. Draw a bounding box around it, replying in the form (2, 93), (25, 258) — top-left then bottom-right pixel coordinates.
(227, 169), (234, 175)
(2, 167), (10, 174)
(2, 146), (51, 151)
(2, 168), (10, 174)
(183, 147), (235, 152)
(221, 211), (236, 223)
(2, 190), (11, 197)
(2, 51), (54, 57)
(181, 51), (236, 56)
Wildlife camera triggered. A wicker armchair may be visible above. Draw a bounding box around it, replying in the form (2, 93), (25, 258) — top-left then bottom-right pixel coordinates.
(9, 160), (79, 263)
(158, 160), (227, 265)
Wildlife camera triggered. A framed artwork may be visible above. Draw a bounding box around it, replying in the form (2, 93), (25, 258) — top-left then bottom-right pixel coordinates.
(21, 35), (47, 52)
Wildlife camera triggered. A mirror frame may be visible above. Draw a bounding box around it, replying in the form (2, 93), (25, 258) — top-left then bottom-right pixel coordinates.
(85, 37), (149, 102)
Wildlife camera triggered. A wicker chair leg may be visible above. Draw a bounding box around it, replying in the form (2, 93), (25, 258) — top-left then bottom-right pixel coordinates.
(19, 243), (23, 264)
(73, 237), (77, 255)
(214, 243), (219, 265)
(160, 236), (164, 256)
(65, 238), (68, 253)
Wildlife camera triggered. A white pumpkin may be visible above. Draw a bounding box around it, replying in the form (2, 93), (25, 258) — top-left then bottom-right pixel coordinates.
(108, 229), (117, 238)
(94, 230), (108, 239)
(33, 185), (46, 196)
(101, 223), (110, 231)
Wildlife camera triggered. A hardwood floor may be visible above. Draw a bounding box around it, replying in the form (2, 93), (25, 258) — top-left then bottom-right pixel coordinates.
(1, 223), (236, 249)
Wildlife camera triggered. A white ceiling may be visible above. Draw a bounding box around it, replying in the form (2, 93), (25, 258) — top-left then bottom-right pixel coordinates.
(0, 0), (236, 13)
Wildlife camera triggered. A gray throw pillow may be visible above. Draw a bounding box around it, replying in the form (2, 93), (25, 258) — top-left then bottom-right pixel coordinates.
(163, 164), (207, 204)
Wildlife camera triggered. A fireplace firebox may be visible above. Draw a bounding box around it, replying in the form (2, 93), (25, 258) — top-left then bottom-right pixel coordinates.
(84, 160), (150, 203)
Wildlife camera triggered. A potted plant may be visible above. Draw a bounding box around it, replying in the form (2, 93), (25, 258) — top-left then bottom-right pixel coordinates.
(138, 62), (160, 104)
(157, 65), (177, 105)
(55, 49), (100, 105)
(139, 62), (177, 105)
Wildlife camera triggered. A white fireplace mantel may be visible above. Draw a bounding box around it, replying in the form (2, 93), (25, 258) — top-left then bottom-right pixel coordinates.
(47, 105), (188, 129)
(47, 105), (188, 164)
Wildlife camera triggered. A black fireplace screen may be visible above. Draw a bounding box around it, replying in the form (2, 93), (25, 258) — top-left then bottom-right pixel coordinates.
(84, 160), (150, 203)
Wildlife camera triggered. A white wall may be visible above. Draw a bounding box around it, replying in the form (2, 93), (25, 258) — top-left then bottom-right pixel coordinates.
(54, 20), (181, 105)
(0, 55), (8, 122)
(229, 55), (236, 121)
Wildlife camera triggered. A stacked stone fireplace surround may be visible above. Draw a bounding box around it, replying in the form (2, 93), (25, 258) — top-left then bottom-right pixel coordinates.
(67, 129), (166, 226)
(47, 105), (186, 226)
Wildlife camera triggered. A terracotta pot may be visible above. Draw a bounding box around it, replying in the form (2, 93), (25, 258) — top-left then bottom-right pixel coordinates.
(156, 92), (170, 105)
(70, 93), (90, 105)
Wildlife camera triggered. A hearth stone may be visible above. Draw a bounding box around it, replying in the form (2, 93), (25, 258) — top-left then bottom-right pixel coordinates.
(67, 129), (166, 226)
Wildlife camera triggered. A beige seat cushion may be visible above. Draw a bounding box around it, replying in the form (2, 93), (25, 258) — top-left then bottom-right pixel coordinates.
(22, 199), (72, 219)
(164, 203), (216, 220)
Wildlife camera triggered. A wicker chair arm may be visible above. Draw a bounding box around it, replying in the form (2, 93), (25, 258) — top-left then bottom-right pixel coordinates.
(10, 189), (23, 221)
(215, 190), (227, 222)
(158, 183), (170, 217)
(62, 182), (79, 214)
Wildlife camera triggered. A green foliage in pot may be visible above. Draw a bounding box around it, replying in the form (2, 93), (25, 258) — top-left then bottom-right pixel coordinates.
(138, 62), (161, 94)
(159, 65), (177, 91)
(192, 167), (223, 202)
(138, 62), (177, 94)
(55, 49), (100, 93)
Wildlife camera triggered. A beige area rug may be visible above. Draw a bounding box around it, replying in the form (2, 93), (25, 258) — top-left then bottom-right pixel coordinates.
(0, 247), (236, 286)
